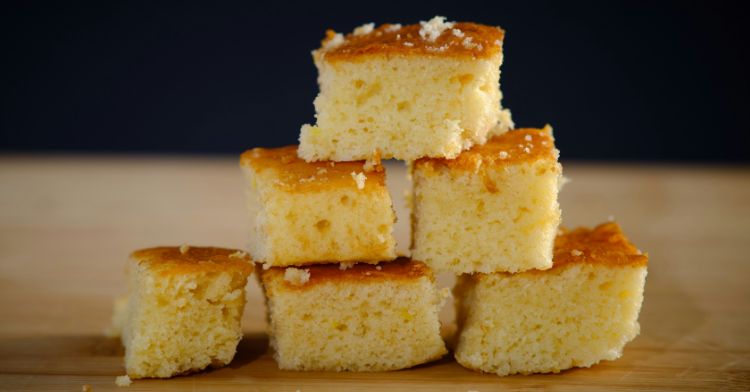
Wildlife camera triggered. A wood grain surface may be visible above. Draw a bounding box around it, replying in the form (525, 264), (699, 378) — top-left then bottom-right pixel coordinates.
(0, 156), (748, 391)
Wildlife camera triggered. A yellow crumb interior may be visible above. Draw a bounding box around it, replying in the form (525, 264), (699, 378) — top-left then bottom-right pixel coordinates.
(299, 54), (510, 161)
(454, 262), (647, 375)
(122, 258), (250, 379)
(243, 164), (396, 266)
(411, 154), (561, 273)
(261, 269), (447, 371)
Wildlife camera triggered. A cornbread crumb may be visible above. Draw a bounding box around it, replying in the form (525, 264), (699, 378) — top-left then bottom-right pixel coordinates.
(571, 249), (583, 257)
(229, 250), (247, 259)
(452, 28), (464, 38)
(351, 171), (367, 190)
(339, 262), (355, 270)
(363, 150), (382, 172)
(115, 375), (131, 387)
(179, 244), (189, 254)
(322, 32), (345, 50)
(82, 384), (92, 392)
(498, 151), (508, 159)
(384, 23), (401, 32)
(419, 16), (455, 42)
(353, 22), (375, 36)
(462, 36), (482, 50)
(260, 259), (447, 371)
(454, 223), (648, 376)
(284, 268), (311, 286)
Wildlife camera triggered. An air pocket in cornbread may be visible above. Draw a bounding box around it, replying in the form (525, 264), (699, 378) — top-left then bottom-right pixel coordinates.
(241, 145), (396, 267)
(454, 222), (648, 375)
(259, 258), (448, 371)
(411, 126), (561, 273)
(299, 16), (513, 162)
(121, 246), (253, 379)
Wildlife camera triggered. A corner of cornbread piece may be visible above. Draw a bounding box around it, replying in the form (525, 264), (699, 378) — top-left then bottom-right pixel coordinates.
(259, 258), (448, 371)
(240, 146), (396, 267)
(454, 222), (648, 376)
(411, 126), (561, 273)
(122, 246), (254, 379)
(299, 16), (512, 161)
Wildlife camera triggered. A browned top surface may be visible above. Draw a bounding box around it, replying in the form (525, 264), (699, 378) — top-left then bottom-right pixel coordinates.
(552, 222), (649, 269)
(131, 246), (254, 276)
(259, 258), (431, 290)
(318, 20), (504, 61)
(475, 222), (648, 281)
(415, 127), (558, 173)
(240, 145), (385, 192)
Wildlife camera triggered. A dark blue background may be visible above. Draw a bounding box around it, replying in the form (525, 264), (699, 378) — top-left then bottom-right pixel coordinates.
(2, 1), (748, 161)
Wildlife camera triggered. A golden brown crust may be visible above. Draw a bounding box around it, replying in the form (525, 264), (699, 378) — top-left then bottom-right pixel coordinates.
(240, 145), (385, 192)
(552, 222), (648, 269)
(415, 127), (557, 173)
(318, 21), (504, 61)
(131, 246), (254, 276)
(474, 223), (647, 280)
(260, 258), (431, 290)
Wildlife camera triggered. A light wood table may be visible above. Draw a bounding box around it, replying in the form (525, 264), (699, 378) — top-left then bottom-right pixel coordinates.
(0, 156), (748, 391)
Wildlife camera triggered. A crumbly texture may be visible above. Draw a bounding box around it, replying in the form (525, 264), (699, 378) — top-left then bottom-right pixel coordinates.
(121, 246), (253, 379)
(454, 222), (648, 376)
(298, 17), (512, 162)
(283, 267), (310, 286)
(259, 259), (448, 371)
(240, 146), (396, 267)
(411, 127), (561, 273)
(115, 375), (132, 387)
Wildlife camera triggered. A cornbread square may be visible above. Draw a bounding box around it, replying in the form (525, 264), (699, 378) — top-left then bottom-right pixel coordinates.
(122, 246), (253, 379)
(411, 127), (562, 273)
(240, 145), (396, 267)
(259, 258), (448, 371)
(454, 223), (648, 376)
(299, 16), (513, 162)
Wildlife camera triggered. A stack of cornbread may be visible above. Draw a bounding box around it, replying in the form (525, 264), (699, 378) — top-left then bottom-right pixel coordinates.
(243, 15), (647, 375)
(110, 16), (648, 382)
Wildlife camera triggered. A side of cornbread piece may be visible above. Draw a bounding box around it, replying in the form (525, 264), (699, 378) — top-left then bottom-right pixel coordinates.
(122, 246), (253, 379)
(411, 126), (561, 273)
(241, 146), (396, 267)
(299, 16), (513, 162)
(454, 222), (648, 376)
(259, 258), (448, 371)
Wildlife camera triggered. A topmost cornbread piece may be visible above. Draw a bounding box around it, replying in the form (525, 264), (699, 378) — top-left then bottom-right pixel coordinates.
(299, 16), (513, 162)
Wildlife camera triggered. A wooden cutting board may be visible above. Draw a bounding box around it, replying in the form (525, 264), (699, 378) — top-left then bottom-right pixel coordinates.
(0, 157), (748, 391)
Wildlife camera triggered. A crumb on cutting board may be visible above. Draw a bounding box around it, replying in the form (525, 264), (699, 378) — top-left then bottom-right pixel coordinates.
(115, 375), (132, 387)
